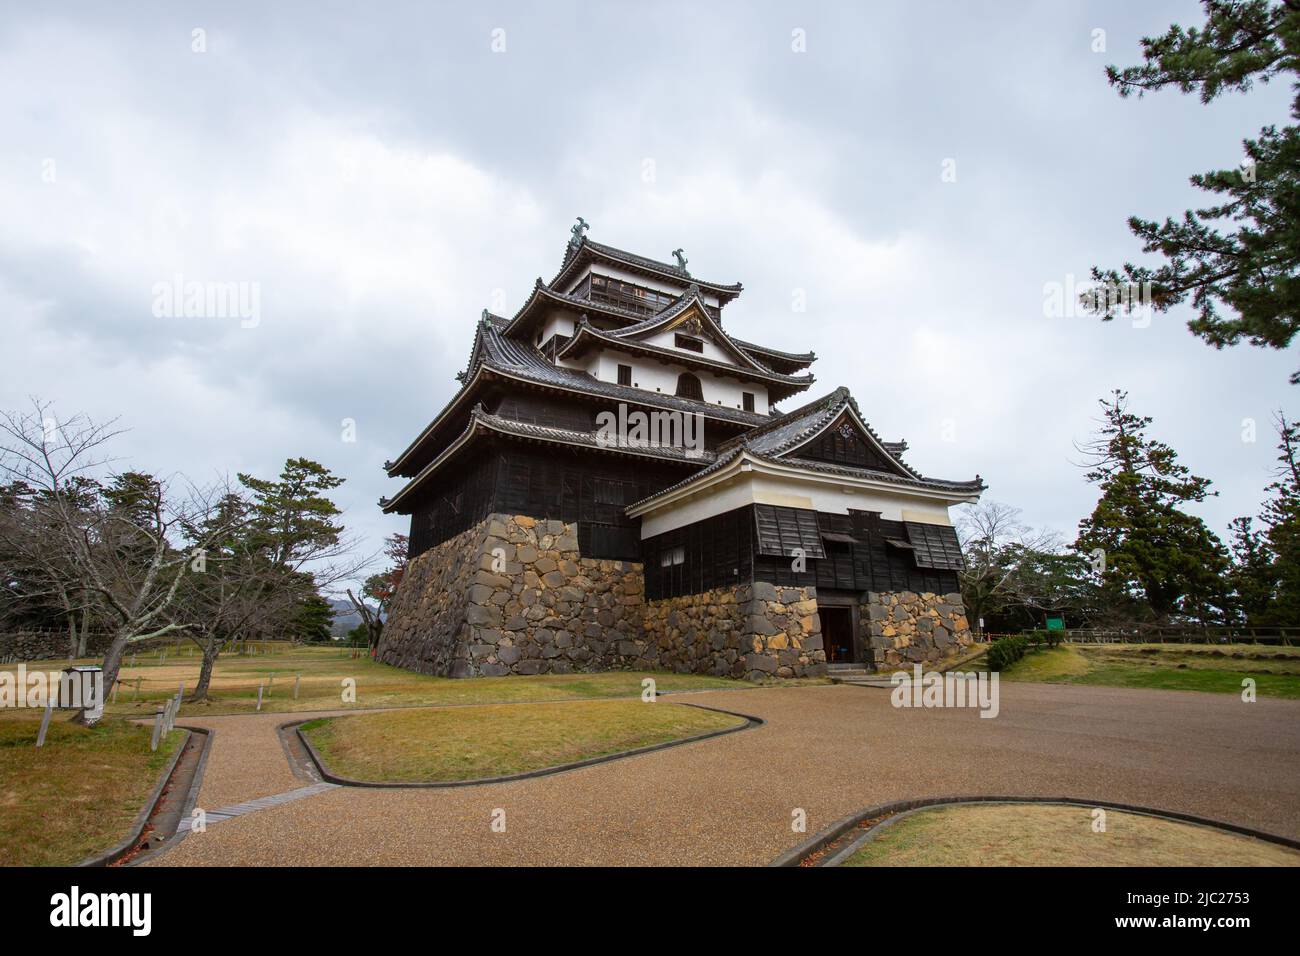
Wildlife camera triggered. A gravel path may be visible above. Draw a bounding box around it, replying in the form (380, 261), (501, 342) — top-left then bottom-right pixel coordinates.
(148, 682), (1300, 866)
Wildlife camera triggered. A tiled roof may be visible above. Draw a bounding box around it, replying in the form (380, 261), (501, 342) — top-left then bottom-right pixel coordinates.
(501, 279), (654, 337)
(387, 315), (775, 474)
(627, 386), (985, 510)
(470, 319), (774, 425)
(730, 336), (816, 369)
(551, 237), (743, 299)
(382, 407), (711, 513)
(557, 292), (816, 397)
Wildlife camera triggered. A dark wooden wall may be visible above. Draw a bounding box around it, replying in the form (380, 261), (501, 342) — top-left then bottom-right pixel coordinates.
(799, 419), (898, 472)
(406, 440), (688, 563)
(643, 505), (961, 600)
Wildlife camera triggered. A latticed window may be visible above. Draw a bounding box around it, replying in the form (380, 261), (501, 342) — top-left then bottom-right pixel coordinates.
(675, 372), (703, 400)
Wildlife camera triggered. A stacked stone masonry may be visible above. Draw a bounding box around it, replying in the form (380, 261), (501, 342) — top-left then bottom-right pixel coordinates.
(379, 513), (970, 679)
(863, 590), (973, 667)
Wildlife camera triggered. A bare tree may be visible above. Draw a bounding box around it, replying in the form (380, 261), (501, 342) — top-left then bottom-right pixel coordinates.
(0, 400), (240, 709)
(956, 500), (1061, 633)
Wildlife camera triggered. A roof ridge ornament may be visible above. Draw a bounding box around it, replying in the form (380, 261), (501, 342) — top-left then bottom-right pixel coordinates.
(671, 248), (690, 275)
(569, 217), (589, 247)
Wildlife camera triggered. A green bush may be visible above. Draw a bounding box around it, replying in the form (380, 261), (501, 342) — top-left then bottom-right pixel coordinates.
(986, 634), (1029, 672)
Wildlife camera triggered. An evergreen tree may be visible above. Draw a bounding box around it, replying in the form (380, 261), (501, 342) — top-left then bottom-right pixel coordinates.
(1086, 1), (1300, 382)
(1075, 390), (1231, 621)
(1262, 412), (1300, 618)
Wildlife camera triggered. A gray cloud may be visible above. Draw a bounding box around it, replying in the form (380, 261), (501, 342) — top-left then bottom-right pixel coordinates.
(1, 0), (1295, 575)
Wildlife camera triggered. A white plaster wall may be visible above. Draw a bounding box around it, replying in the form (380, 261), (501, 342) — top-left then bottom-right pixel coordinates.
(639, 469), (954, 538)
(641, 325), (736, 366)
(586, 347), (769, 414)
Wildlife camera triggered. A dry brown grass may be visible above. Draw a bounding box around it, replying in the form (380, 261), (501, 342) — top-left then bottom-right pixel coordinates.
(0, 710), (183, 866)
(1, 645), (762, 718)
(844, 803), (1300, 867)
(300, 699), (745, 783)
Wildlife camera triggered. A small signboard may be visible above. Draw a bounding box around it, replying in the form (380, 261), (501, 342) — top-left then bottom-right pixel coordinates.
(1045, 616), (1065, 631)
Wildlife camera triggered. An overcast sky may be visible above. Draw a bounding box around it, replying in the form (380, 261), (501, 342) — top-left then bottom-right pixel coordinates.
(2, 0), (1295, 578)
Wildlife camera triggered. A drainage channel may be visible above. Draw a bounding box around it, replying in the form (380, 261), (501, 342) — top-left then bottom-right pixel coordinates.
(113, 727), (210, 866)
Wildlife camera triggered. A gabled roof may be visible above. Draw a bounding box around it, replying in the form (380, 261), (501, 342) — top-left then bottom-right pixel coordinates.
(381, 407), (711, 514)
(501, 278), (651, 339)
(627, 386), (985, 514)
(719, 386), (910, 476)
(730, 337), (816, 373)
(553, 287), (816, 400)
(384, 316), (770, 477)
(549, 237), (744, 302)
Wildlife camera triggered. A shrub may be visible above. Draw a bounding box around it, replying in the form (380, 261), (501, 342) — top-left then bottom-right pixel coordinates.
(986, 634), (1029, 672)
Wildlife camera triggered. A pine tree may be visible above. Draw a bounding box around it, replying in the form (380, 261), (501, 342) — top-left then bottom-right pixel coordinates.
(1075, 390), (1231, 621)
(1261, 412), (1300, 618)
(1087, 1), (1300, 382)
(1226, 515), (1279, 621)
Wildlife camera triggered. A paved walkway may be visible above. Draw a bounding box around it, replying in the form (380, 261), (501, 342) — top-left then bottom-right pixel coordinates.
(147, 682), (1300, 866)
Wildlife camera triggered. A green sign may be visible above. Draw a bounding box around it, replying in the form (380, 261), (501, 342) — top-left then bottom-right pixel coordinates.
(1045, 616), (1065, 631)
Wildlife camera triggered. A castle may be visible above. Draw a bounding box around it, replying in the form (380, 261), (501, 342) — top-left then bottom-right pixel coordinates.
(377, 224), (983, 679)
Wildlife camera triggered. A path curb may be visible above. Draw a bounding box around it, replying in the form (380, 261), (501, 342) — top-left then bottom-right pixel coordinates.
(769, 794), (1300, 867)
(75, 728), (192, 868)
(290, 701), (764, 789)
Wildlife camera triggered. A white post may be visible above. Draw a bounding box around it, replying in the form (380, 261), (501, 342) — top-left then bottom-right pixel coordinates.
(256, 683), (264, 712)
(268, 674), (273, 698)
(294, 674), (301, 700)
(112, 680), (120, 704)
(151, 708), (164, 751)
(36, 698), (54, 748)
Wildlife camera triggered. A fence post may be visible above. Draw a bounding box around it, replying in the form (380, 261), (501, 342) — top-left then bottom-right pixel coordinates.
(294, 674), (301, 700)
(151, 707), (164, 751)
(36, 698), (54, 749)
(256, 683), (264, 712)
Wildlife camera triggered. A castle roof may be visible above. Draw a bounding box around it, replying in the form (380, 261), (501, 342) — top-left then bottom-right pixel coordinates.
(627, 387), (984, 514)
(382, 406), (711, 513)
(550, 237), (743, 303)
(385, 315), (770, 478)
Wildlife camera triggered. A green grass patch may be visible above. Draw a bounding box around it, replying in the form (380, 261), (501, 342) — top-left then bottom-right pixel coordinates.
(843, 803), (1300, 867)
(998, 643), (1300, 699)
(0, 711), (183, 866)
(300, 699), (746, 783)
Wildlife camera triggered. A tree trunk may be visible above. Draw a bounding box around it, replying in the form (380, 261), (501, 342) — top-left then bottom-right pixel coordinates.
(77, 610), (90, 658)
(73, 629), (128, 725)
(67, 615), (78, 660)
(100, 632), (128, 703)
(189, 638), (221, 702)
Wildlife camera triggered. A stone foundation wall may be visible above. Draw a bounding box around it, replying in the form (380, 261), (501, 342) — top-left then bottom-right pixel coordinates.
(863, 591), (972, 667)
(381, 513), (966, 679)
(376, 520), (484, 676)
(378, 514), (647, 677)
(613, 582), (827, 681)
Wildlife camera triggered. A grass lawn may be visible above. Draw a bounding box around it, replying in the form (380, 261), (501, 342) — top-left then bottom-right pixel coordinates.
(844, 803), (1300, 867)
(0, 710), (183, 866)
(1, 644), (778, 719)
(997, 643), (1300, 698)
(300, 699), (746, 783)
